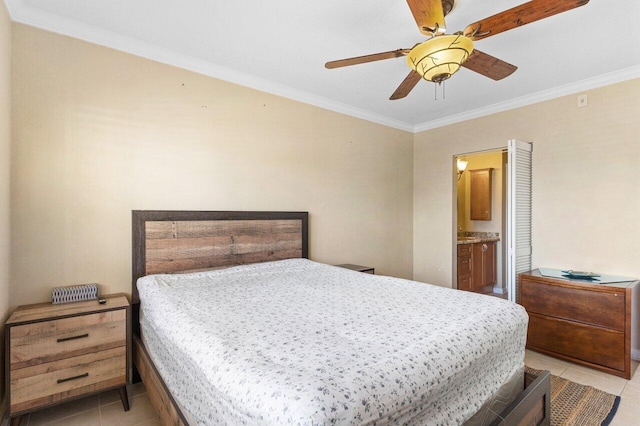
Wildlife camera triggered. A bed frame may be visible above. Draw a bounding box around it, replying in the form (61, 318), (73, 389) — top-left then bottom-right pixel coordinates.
(131, 210), (549, 426)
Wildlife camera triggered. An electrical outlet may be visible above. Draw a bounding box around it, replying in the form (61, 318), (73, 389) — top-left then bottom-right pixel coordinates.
(578, 94), (588, 107)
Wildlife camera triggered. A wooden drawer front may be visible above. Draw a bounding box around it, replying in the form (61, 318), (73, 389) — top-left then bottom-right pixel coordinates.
(458, 274), (472, 291)
(457, 256), (472, 275)
(10, 346), (126, 414)
(10, 310), (126, 370)
(521, 279), (625, 330)
(457, 244), (472, 257)
(527, 314), (625, 371)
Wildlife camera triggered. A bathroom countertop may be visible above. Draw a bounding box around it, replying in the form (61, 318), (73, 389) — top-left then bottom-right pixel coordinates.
(457, 236), (500, 245)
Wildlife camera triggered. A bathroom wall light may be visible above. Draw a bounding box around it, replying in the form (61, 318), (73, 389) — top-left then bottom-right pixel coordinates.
(457, 159), (468, 181)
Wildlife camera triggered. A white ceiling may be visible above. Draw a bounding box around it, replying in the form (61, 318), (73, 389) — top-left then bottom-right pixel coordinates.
(5, 0), (640, 132)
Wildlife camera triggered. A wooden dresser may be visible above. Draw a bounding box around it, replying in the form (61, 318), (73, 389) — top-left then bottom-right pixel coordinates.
(519, 270), (638, 379)
(5, 294), (131, 425)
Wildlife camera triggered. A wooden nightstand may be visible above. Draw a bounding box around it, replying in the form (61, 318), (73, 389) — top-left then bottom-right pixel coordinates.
(335, 264), (375, 274)
(5, 294), (131, 425)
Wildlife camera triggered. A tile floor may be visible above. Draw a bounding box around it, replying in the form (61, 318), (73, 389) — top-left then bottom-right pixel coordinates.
(9, 382), (159, 426)
(8, 351), (640, 425)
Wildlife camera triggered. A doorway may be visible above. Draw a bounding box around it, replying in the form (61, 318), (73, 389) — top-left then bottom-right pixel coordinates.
(455, 149), (507, 298)
(454, 141), (532, 302)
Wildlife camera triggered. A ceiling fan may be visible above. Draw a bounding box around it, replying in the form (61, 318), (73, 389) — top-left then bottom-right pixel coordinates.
(325, 0), (590, 100)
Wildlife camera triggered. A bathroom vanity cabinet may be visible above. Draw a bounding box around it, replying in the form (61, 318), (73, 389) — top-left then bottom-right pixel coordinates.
(473, 241), (496, 289)
(457, 240), (496, 292)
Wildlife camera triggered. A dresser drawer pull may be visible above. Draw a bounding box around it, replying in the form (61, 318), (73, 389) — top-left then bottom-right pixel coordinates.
(57, 333), (89, 343)
(57, 372), (89, 384)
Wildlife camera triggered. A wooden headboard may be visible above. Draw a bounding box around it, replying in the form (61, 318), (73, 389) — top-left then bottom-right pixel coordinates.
(131, 210), (308, 332)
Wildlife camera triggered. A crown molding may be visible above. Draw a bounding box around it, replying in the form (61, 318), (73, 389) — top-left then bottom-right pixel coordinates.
(4, 0), (19, 16)
(5, 0), (415, 133)
(6, 0), (638, 135)
(413, 65), (640, 133)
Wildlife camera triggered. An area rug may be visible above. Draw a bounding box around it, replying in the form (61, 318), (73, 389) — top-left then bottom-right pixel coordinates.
(526, 367), (621, 426)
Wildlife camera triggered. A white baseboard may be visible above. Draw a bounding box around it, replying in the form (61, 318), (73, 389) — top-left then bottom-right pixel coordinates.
(492, 287), (506, 294)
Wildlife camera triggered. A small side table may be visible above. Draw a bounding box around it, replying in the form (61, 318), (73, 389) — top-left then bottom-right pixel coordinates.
(335, 264), (375, 274)
(5, 294), (131, 425)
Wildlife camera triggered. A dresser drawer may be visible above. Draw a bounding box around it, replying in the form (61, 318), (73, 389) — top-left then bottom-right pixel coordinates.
(10, 346), (126, 413)
(521, 279), (625, 330)
(10, 310), (127, 369)
(527, 313), (625, 372)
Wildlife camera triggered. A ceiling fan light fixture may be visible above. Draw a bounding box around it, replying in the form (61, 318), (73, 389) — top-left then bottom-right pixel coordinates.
(407, 34), (474, 83)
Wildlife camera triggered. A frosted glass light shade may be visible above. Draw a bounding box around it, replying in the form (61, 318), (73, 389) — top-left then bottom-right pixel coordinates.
(407, 35), (474, 83)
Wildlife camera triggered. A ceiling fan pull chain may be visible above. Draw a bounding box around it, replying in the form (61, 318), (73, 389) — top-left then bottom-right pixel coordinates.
(433, 81), (445, 101)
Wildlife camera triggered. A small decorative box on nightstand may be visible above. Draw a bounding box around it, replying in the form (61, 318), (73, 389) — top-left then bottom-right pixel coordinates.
(335, 264), (375, 274)
(5, 293), (131, 426)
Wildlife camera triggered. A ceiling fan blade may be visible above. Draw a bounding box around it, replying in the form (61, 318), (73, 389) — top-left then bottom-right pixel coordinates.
(390, 70), (422, 100)
(325, 49), (410, 69)
(464, 0), (589, 41)
(462, 50), (517, 80)
(406, 0), (447, 36)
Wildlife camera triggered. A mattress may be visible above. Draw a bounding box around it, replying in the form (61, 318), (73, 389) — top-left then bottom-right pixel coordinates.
(137, 258), (528, 425)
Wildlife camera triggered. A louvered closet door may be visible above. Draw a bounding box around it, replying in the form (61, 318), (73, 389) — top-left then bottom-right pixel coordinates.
(507, 140), (532, 303)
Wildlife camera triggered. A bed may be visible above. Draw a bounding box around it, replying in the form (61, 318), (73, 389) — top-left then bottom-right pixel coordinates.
(131, 210), (550, 425)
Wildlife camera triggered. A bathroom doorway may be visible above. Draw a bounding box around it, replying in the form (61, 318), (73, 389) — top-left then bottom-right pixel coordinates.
(454, 140), (532, 302)
(455, 149), (507, 298)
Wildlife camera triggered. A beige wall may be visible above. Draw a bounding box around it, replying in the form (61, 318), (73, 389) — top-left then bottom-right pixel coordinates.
(0, 0), (12, 411)
(10, 24), (414, 307)
(8, 18), (640, 353)
(414, 78), (640, 288)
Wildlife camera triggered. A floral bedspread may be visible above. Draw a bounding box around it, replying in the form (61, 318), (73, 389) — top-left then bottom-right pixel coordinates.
(138, 258), (528, 425)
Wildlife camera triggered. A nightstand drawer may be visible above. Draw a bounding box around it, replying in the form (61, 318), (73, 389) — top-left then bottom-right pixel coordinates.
(10, 310), (126, 369)
(10, 346), (126, 413)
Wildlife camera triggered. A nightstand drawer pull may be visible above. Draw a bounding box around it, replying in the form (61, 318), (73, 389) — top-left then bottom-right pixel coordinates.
(57, 373), (89, 384)
(57, 333), (89, 343)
